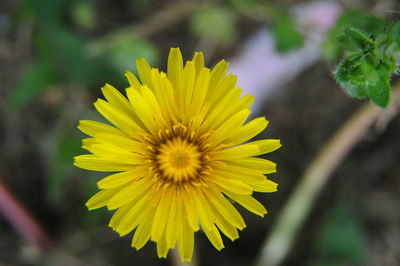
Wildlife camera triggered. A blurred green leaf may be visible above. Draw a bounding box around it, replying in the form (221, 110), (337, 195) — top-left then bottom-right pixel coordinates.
(273, 17), (304, 53)
(307, 201), (366, 266)
(47, 130), (82, 205)
(35, 25), (94, 83)
(72, 0), (96, 30)
(388, 21), (400, 43)
(190, 5), (236, 45)
(106, 36), (160, 75)
(7, 61), (55, 111)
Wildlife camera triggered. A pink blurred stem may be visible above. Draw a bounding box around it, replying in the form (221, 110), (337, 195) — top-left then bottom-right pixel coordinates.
(0, 177), (51, 249)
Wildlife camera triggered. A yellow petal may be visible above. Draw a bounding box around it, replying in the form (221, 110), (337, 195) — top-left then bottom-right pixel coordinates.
(78, 120), (125, 137)
(211, 144), (259, 160)
(213, 175), (253, 195)
(136, 57), (153, 89)
(97, 167), (148, 189)
(107, 177), (152, 210)
(86, 188), (119, 210)
(125, 70), (142, 90)
(94, 99), (141, 135)
(178, 219), (194, 262)
(208, 187), (246, 230)
(131, 210), (154, 250)
(74, 154), (135, 172)
(222, 191), (267, 217)
(203, 224), (224, 251)
(251, 139), (282, 156)
(167, 47), (183, 93)
(225, 117), (269, 146)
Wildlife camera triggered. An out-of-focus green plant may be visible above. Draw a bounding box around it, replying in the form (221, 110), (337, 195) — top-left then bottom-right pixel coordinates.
(334, 20), (400, 108)
(229, 0), (303, 52)
(307, 201), (366, 266)
(189, 5), (237, 45)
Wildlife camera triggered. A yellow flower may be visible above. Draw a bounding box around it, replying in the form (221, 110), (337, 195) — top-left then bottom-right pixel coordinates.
(74, 47), (281, 261)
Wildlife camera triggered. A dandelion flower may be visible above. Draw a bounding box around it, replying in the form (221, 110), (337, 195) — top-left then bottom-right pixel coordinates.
(74, 47), (281, 261)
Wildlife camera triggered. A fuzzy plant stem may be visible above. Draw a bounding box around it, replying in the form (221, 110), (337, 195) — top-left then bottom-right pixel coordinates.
(0, 178), (51, 249)
(255, 91), (400, 266)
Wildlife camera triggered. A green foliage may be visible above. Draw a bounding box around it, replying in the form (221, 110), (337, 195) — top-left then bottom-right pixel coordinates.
(229, 0), (303, 52)
(190, 5), (236, 45)
(106, 36), (160, 75)
(307, 201), (366, 266)
(334, 19), (400, 108)
(273, 17), (304, 52)
(7, 61), (55, 110)
(324, 10), (386, 60)
(47, 130), (82, 205)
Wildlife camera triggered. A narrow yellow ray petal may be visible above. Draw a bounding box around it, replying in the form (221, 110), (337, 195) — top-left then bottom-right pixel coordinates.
(207, 59), (229, 100)
(214, 175), (253, 195)
(222, 190), (267, 217)
(94, 99), (142, 135)
(208, 187), (246, 230)
(250, 139), (282, 156)
(178, 219), (194, 262)
(97, 166), (148, 189)
(125, 70), (142, 90)
(131, 209), (154, 250)
(74, 155), (135, 172)
(192, 51), (204, 76)
(210, 204), (239, 241)
(78, 120), (125, 137)
(182, 189), (200, 231)
(207, 109), (250, 146)
(81, 138), (97, 151)
(113, 191), (154, 235)
(136, 57), (153, 89)
(107, 176), (152, 210)
(225, 117), (269, 146)
(225, 158), (277, 174)
(251, 179), (278, 193)
(191, 68), (210, 113)
(109, 201), (135, 229)
(151, 189), (173, 241)
(101, 83), (134, 116)
(86, 188), (119, 210)
(214, 166), (266, 183)
(157, 235), (169, 259)
(203, 224), (224, 251)
(95, 133), (146, 153)
(211, 144), (259, 160)
(167, 47), (183, 94)
(140, 85), (168, 128)
(208, 73), (237, 110)
(126, 86), (159, 135)
(165, 190), (178, 248)
(182, 61), (196, 110)
(192, 188), (214, 231)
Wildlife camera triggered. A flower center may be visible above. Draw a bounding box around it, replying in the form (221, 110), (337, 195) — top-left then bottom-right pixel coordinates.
(169, 148), (190, 168)
(155, 137), (202, 182)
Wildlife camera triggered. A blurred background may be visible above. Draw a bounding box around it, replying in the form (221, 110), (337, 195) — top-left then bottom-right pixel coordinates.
(0, 0), (400, 265)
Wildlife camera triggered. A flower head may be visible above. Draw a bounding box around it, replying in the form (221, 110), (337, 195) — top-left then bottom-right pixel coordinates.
(74, 47), (281, 261)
